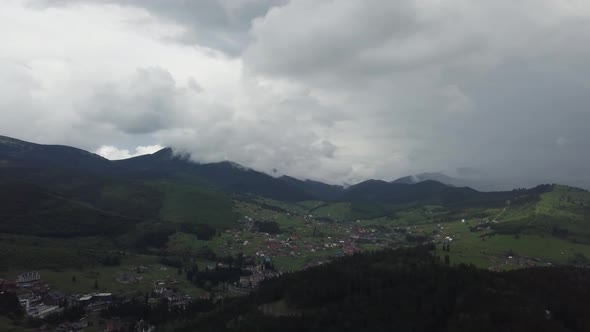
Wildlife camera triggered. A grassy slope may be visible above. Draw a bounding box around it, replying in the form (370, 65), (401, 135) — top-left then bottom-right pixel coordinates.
(310, 202), (351, 220)
(0, 253), (208, 298)
(493, 185), (590, 242)
(0, 180), (137, 237)
(430, 220), (590, 268)
(149, 181), (237, 227)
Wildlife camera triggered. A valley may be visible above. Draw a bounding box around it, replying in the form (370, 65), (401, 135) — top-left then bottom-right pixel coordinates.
(1, 135), (590, 331)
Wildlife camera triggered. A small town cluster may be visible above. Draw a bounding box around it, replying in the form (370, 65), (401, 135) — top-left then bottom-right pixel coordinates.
(1, 271), (161, 331)
(0, 204), (434, 331)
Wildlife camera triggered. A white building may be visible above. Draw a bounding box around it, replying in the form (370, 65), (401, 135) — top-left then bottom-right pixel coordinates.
(17, 271), (40, 284)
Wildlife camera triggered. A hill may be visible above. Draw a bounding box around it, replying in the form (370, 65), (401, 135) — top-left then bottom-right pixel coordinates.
(0, 180), (136, 237)
(492, 185), (590, 242)
(2, 134), (590, 246)
(0, 136), (240, 236)
(0, 135), (315, 203)
(392, 172), (459, 185)
(174, 246), (590, 332)
(279, 176), (344, 201)
(0, 135), (111, 171)
(342, 179), (508, 207)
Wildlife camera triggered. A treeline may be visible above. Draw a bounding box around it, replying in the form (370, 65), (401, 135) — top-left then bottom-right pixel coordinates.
(172, 245), (590, 332)
(102, 297), (216, 327)
(185, 265), (243, 290)
(131, 223), (217, 249)
(253, 221), (281, 234)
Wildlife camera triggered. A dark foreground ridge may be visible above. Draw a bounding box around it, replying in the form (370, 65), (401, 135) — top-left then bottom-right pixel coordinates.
(167, 246), (590, 332)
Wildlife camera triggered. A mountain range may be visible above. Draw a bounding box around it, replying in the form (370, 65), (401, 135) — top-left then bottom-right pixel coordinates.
(1, 134), (589, 244)
(0, 135), (482, 203)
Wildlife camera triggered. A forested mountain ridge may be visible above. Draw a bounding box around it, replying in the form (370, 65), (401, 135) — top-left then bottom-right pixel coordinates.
(1, 135), (590, 245)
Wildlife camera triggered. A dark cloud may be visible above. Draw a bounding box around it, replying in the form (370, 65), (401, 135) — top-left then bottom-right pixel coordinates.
(241, 0), (590, 187)
(85, 67), (183, 134)
(2, 0), (590, 189)
(35, 0), (286, 54)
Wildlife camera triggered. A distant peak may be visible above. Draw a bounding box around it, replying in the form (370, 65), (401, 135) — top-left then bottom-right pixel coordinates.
(392, 172), (456, 185)
(220, 160), (251, 172)
(153, 147), (174, 156)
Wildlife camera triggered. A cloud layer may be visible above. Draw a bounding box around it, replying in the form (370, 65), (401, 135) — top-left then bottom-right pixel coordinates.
(96, 144), (163, 160)
(1, 0), (590, 188)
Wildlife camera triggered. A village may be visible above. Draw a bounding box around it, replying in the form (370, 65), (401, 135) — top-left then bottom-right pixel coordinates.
(1, 271), (157, 331)
(191, 200), (421, 272)
(426, 217), (559, 270)
(0, 202), (435, 331)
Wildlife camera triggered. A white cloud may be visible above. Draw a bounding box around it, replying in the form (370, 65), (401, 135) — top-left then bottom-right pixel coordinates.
(1, 0), (590, 188)
(96, 144), (163, 160)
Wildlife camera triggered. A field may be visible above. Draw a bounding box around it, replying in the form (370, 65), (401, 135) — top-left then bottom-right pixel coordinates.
(0, 252), (209, 298)
(425, 219), (590, 269)
(310, 202), (352, 220)
(0, 234), (118, 270)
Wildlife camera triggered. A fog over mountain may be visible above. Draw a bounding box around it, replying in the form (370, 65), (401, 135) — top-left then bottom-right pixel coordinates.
(1, 0), (589, 189)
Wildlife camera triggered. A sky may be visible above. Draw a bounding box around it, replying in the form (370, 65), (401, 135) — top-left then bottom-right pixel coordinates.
(1, 0), (590, 189)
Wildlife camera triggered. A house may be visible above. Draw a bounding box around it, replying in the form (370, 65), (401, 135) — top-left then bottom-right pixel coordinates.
(77, 293), (112, 308)
(94, 293), (112, 302)
(27, 304), (63, 318)
(239, 269), (281, 288)
(55, 318), (87, 332)
(239, 273), (265, 288)
(44, 290), (65, 306)
(16, 271), (40, 285)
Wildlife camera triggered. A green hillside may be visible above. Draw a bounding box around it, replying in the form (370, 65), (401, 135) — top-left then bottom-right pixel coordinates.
(0, 180), (137, 237)
(150, 180), (237, 227)
(173, 246), (590, 332)
(493, 185), (590, 242)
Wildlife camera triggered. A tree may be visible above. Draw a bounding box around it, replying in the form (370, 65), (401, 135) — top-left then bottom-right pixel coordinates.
(444, 255), (450, 265)
(94, 279), (99, 289)
(0, 292), (23, 317)
(72, 275), (76, 283)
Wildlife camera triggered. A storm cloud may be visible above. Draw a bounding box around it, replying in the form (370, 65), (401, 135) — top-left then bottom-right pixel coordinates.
(1, 0), (589, 189)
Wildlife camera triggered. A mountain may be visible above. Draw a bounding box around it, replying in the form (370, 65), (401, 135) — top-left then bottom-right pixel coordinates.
(391, 172), (538, 192)
(115, 149), (315, 201)
(0, 135), (315, 201)
(2, 134), (589, 242)
(0, 135), (111, 172)
(0, 135), (329, 243)
(0, 136), (239, 234)
(392, 172), (461, 186)
(0, 179), (137, 237)
(342, 179), (491, 207)
(279, 175), (344, 201)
